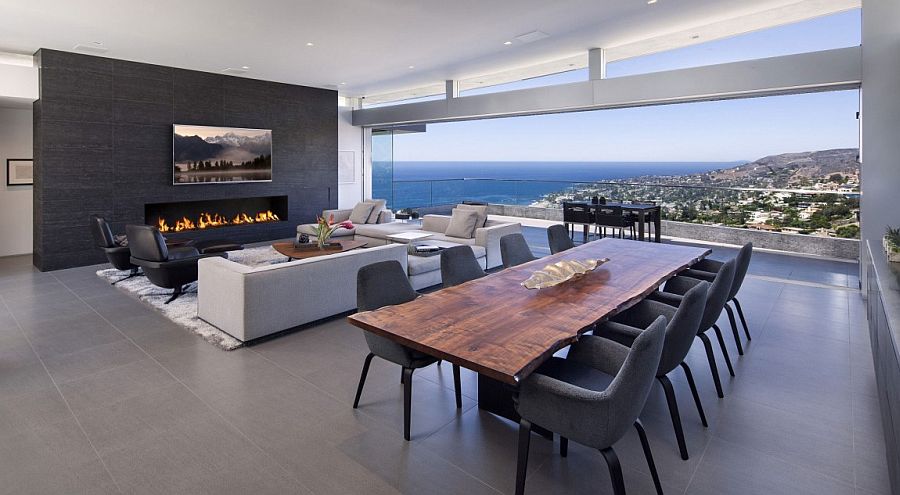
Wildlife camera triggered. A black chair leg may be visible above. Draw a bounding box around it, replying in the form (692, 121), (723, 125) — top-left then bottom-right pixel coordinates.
(712, 324), (735, 377)
(452, 364), (462, 409)
(634, 420), (664, 495)
(680, 362), (708, 427)
(402, 367), (414, 441)
(560, 436), (568, 457)
(724, 304), (744, 355)
(733, 298), (752, 341)
(164, 285), (184, 304)
(658, 375), (689, 460)
(353, 353), (375, 408)
(698, 333), (724, 398)
(112, 268), (140, 285)
(515, 419), (532, 495)
(599, 447), (627, 495)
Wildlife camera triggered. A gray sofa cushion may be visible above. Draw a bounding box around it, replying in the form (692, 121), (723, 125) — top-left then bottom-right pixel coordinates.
(363, 199), (387, 224)
(445, 209), (479, 239)
(355, 222), (424, 239)
(407, 245), (486, 276)
(456, 204), (488, 228)
(297, 224), (355, 237)
(348, 202), (375, 224)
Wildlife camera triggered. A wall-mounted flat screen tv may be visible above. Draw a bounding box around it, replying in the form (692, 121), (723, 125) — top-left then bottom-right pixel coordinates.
(173, 125), (272, 185)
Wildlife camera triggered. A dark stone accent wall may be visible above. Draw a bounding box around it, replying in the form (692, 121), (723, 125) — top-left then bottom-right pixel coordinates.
(33, 49), (337, 271)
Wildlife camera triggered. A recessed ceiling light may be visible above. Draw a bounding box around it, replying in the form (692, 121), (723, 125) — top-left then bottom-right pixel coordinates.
(339, 82), (346, 85)
(306, 42), (314, 47)
(503, 41), (512, 45)
(241, 66), (249, 70)
(647, 0), (658, 4)
(408, 65), (415, 69)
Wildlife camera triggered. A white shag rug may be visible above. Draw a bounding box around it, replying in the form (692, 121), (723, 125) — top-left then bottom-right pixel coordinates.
(96, 245), (287, 351)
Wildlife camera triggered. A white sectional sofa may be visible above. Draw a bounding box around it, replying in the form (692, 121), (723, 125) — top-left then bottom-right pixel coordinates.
(197, 243), (407, 342)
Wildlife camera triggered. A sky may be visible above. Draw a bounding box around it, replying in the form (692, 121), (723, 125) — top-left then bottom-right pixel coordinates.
(392, 9), (861, 163)
(174, 125), (269, 140)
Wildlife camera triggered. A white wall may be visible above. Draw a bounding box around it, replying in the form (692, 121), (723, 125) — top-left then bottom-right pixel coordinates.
(337, 102), (365, 209)
(0, 107), (33, 256)
(860, 0), (900, 281)
(0, 65), (38, 101)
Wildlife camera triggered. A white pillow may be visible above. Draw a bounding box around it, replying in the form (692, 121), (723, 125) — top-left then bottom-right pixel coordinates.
(348, 202), (375, 224)
(445, 209), (479, 239)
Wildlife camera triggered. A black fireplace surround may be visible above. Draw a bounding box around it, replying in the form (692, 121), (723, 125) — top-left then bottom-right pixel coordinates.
(33, 49), (338, 271)
(146, 196), (289, 234)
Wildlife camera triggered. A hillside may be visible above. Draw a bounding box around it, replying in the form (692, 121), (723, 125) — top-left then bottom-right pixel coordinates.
(702, 148), (859, 189)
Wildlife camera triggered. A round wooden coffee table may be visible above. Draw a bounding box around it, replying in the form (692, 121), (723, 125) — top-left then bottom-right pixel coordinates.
(272, 239), (367, 261)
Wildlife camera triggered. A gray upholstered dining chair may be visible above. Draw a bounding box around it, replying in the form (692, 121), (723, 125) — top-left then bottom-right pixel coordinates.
(514, 317), (667, 495)
(547, 224), (575, 254)
(440, 245), (486, 288)
(354, 260), (462, 441)
(500, 233), (537, 268)
(683, 243), (753, 355)
(597, 281), (709, 460)
(650, 259), (736, 399)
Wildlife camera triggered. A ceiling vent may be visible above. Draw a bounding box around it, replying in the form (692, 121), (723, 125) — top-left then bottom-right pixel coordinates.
(73, 43), (108, 54)
(221, 67), (249, 75)
(514, 31), (550, 44)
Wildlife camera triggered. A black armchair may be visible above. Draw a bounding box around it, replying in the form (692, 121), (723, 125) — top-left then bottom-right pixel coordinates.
(90, 216), (140, 284)
(125, 224), (224, 304)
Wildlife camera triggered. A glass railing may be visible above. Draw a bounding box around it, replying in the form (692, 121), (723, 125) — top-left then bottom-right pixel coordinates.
(389, 178), (861, 239)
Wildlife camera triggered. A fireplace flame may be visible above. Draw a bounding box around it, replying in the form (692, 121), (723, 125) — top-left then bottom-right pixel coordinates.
(157, 210), (280, 233)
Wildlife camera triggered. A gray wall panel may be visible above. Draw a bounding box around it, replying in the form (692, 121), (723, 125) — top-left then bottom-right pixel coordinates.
(34, 49), (337, 271)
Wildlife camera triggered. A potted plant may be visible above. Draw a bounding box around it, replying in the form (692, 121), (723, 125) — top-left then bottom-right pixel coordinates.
(313, 214), (353, 249)
(884, 226), (900, 262)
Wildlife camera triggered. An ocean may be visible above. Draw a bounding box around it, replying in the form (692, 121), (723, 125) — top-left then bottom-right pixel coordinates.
(379, 161), (741, 209)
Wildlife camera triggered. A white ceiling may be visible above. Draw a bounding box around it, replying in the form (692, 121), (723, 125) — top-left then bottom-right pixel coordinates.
(0, 0), (858, 100)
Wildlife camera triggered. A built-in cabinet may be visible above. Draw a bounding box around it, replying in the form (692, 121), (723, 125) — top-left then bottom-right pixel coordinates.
(865, 241), (900, 493)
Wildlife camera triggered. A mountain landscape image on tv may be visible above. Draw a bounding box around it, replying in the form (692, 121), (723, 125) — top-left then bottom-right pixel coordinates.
(173, 125), (272, 184)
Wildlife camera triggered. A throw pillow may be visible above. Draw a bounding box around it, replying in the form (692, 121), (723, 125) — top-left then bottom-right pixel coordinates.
(363, 199), (387, 224)
(445, 208), (479, 239)
(456, 204), (487, 228)
(348, 202), (375, 224)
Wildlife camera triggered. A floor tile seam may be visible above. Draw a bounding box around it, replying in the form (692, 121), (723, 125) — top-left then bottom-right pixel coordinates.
(750, 273), (859, 292)
(0, 290), (126, 494)
(703, 433), (858, 490)
(248, 349), (505, 495)
(50, 272), (318, 494)
(37, 345), (153, 387)
(245, 345), (437, 442)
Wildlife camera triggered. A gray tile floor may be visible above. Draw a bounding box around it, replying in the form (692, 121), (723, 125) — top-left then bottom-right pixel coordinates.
(0, 233), (889, 494)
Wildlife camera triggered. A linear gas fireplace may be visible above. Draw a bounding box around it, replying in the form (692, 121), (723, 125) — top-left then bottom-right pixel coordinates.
(145, 196), (289, 233)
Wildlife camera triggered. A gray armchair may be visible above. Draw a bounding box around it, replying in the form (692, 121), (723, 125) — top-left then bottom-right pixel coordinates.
(354, 260), (462, 441)
(547, 224), (575, 254)
(683, 242), (753, 355)
(649, 258), (737, 399)
(500, 233), (537, 268)
(598, 281), (709, 460)
(440, 245), (486, 288)
(514, 317), (667, 495)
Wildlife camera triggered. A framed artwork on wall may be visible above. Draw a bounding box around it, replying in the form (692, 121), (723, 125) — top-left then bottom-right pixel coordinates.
(338, 150), (356, 184)
(6, 159), (33, 186)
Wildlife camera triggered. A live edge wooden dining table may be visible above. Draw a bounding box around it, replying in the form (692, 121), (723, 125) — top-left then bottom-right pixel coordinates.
(347, 238), (711, 430)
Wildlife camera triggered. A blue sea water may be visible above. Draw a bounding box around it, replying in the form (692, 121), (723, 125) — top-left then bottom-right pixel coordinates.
(379, 161), (741, 209)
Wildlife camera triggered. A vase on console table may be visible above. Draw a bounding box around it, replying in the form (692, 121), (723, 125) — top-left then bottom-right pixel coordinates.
(313, 214), (353, 249)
